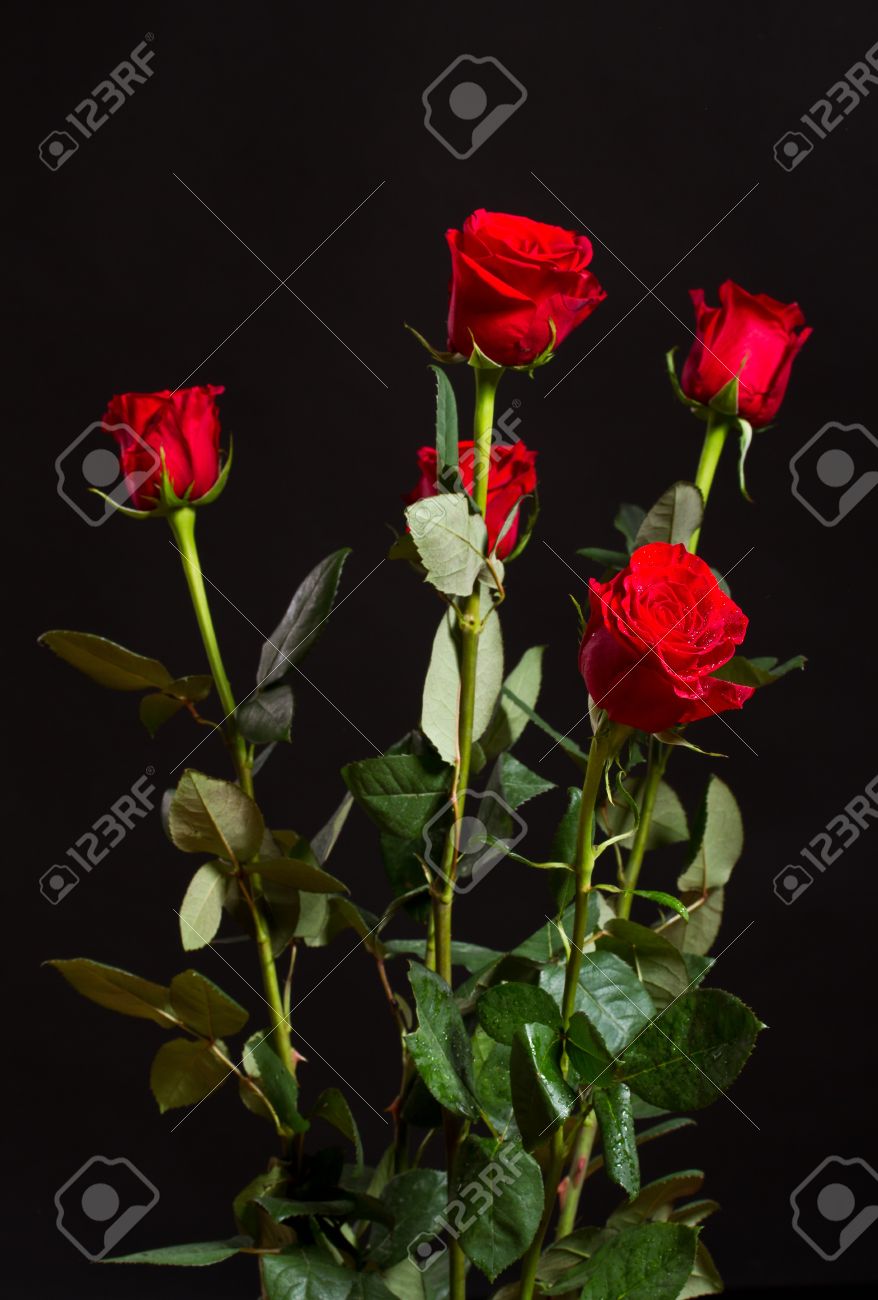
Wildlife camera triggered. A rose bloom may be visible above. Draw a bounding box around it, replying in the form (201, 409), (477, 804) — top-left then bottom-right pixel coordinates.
(446, 210), (605, 367)
(681, 280), (811, 427)
(579, 542), (755, 733)
(104, 385), (224, 509)
(406, 440), (538, 559)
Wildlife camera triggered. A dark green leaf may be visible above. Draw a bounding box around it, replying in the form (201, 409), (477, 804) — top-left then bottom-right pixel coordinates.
(242, 1031), (308, 1134)
(593, 1083), (639, 1198)
(599, 919), (690, 1011)
(386, 938), (499, 973)
(343, 754), (452, 841)
(473, 1028), (516, 1134)
(370, 1169), (448, 1267)
(430, 364), (459, 485)
(139, 692), (185, 736)
(608, 1170), (705, 1228)
(454, 1136), (543, 1281)
(713, 652), (806, 688)
(39, 630), (173, 691)
(576, 547), (630, 570)
(257, 1193), (391, 1226)
(601, 780), (689, 851)
(262, 1248), (357, 1300)
(108, 1240), (245, 1266)
(510, 1023), (576, 1149)
(406, 964), (479, 1117)
(311, 793), (354, 864)
(566, 1012), (612, 1088)
(634, 482), (703, 548)
(547, 1221), (698, 1299)
(477, 982), (561, 1046)
(576, 950), (656, 1055)
(678, 775), (743, 894)
(619, 989), (761, 1110)
(169, 969), (248, 1038)
(237, 684), (294, 743)
(169, 770), (264, 863)
(252, 857), (348, 894)
(615, 503), (646, 551)
(492, 752), (555, 810)
(48, 958), (173, 1027)
(663, 890), (724, 956)
(548, 787), (581, 909)
(501, 690), (588, 770)
(257, 549), (352, 687)
(474, 601), (504, 743)
(150, 1038), (229, 1112)
(310, 1087), (364, 1168)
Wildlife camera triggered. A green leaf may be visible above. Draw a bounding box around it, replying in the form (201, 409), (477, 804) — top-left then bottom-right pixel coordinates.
(492, 752), (555, 810)
(669, 1198), (720, 1228)
(311, 793), (354, 864)
(169, 969), (248, 1038)
(170, 770), (264, 863)
(477, 982), (561, 1046)
(663, 889), (724, 956)
(108, 1240), (245, 1266)
(405, 494), (487, 597)
(237, 684), (295, 743)
(619, 989), (761, 1109)
(510, 1023), (576, 1149)
(608, 1170), (705, 1228)
(474, 599), (504, 742)
(601, 781), (688, 851)
(139, 692), (185, 736)
(713, 652), (806, 688)
(501, 690), (588, 770)
(48, 958), (174, 1027)
(680, 1240), (724, 1298)
(593, 1083), (640, 1198)
(252, 857), (348, 894)
(479, 645), (545, 761)
(386, 938), (499, 972)
(233, 1165), (287, 1237)
(150, 1037), (229, 1112)
(430, 364), (459, 486)
(421, 609), (460, 764)
(576, 950), (656, 1056)
(343, 754), (452, 841)
(454, 1136), (543, 1281)
(257, 1194), (391, 1226)
(576, 547), (630, 570)
(614, 503), (647, 551)
(473, 1028), (516, 1133)
(262, 1248), (358, 1300)
(550, 1222), (698, 1299)
(565, 1012), (612, 1088)
(242, 1031), (308, 1134)
(678, 775), (743, 894)
(598, 887), (689, 922)
(634, 482), (703, 548)
(257, 548), (352, 686)
(548, 787), (581, 909)
(599, 919), (690, 1011)
(310, 1087), (364, 1168)
(406, 964), (479, 1117)
(39, 630), (173, 691)
(370, 1169), (448, 1267)
(179, 861), (227, 950)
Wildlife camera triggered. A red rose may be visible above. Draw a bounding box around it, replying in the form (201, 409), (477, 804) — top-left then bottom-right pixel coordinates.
(406, 440), (538, 559)
(104, 385), (225, 509)
(579, 542), (755, 733)
(681, 280), (811, 427)
(446, 210), (605, 367)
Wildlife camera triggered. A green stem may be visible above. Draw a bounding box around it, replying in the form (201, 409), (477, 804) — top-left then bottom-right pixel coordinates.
(435, 364), (502, 1300)
(168, 506), (293, 1074)
(554, 1110), (598, 1240)
(519, 731), (614, 1300)
(689, 413), (730, 552)
(434, 365), (503, 985)
(617, 739), (668, 920)
(168, 507), (253, 795)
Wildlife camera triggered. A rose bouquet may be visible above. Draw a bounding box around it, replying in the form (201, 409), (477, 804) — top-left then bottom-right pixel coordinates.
(44, 209), (808, 1299)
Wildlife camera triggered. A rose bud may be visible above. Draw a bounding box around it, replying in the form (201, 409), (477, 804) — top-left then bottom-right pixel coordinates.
(446, 210), (605, 367)
(579, 542), (755, 733)
(405, 440), (537, 559)
(103, 385), (226, 511)
(681, 281), (811, 427)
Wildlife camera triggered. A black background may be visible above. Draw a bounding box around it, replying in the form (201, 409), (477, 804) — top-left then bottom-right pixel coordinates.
(10, 1), (878, 1294)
